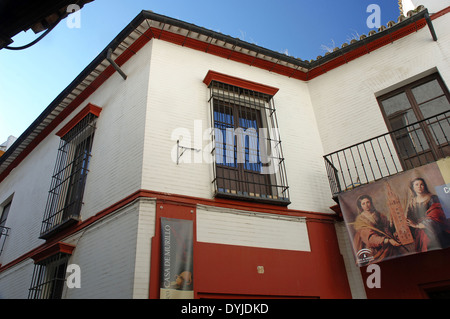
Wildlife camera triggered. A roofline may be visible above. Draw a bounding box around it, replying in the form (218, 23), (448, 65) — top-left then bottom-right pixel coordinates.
(139, 7), (435, 70)
(308, 8), (432, 68)
(0, 7), (447, 182)
(140, 10), (310, 69)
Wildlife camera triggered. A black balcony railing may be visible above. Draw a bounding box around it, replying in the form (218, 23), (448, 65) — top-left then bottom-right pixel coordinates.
(0, 226), (10, 256)
(324, 110), (450, 198)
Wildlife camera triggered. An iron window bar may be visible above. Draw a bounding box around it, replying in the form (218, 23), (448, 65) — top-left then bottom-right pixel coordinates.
(28, 253), (70, 299)
(0, 226), (10, 256)
(208, 81), (290, 205)
(324, 110), (450, 198)
(40, 113), (98, 239)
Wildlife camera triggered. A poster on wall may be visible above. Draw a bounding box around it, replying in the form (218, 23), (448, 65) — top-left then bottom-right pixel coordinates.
(338, 159), (450, 267)
(160, 217), (194, 299)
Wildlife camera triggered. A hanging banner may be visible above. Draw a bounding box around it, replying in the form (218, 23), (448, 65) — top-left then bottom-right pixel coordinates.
(160, 218), (194, 299)
(338, 159), (450, 267)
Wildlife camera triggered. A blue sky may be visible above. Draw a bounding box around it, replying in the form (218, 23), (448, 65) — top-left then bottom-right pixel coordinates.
(0, 0), (401, 143)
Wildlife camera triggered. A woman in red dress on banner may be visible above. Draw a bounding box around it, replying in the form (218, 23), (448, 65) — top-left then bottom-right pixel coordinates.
(406, 177), (450, 252)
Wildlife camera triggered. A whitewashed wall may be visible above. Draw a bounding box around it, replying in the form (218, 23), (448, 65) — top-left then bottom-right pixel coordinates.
(0, 42), (153, 268)
(334, 222), (367, 299)
(142, 39), (334, 213)
(61, 198), (155, 299)
(0, 42), (154, 300)
(197, 205), (310, 252)
(80, 41), (154, 218)
(0, 259), (34, 299)
(309, 13), (450, 156)
(406, 0), (450, 14)
(132, 199), (156, 298)
(0, 131), (58, 265)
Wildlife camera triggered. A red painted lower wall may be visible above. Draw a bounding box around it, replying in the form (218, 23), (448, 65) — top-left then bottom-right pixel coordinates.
(194, 220), (352, 299)
(361, 247), (450, 299)
(194, 243), (350, 299)
(149, 200), (352, 299)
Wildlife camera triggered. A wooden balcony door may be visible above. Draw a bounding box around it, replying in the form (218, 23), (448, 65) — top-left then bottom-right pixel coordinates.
(378, 74), (450, 170)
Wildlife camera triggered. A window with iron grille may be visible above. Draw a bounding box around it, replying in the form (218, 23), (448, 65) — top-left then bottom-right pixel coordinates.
(378, 73), (450, 170)
(0, 200), (11, 256)
(40, 112), (98, 239)
(28, 253), (70, 299)
(208, 80), (290, 205)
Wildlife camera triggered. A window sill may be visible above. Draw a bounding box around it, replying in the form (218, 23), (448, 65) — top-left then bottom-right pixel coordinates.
(214, 189), (290, 206)
(39, 217), (80, 240)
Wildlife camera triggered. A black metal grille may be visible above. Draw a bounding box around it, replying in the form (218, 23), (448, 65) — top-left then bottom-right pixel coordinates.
(324, 110), (450, 197)
(0, 201), (11, 256)
(208, 81), (289, 205)
(40, 113), (97, 238)
(0, 226), (10, 256)
(28, 253), (70, 299)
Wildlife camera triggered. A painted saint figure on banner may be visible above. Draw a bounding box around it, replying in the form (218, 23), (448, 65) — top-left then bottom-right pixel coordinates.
(339, 161), (450, 267)
(405, 177), (450, 252)
(351, 195), (405, 266)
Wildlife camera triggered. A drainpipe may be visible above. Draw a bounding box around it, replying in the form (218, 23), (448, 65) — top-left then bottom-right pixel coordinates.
(424, 12), (438, 41)
(106, 48), (127, 80)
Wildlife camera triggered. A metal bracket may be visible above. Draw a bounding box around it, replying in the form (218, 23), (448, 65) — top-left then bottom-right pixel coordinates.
(176, 140), (201, 165)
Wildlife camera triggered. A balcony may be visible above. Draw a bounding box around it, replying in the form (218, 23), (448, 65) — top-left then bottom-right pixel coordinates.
(324, 110), (450, 199)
